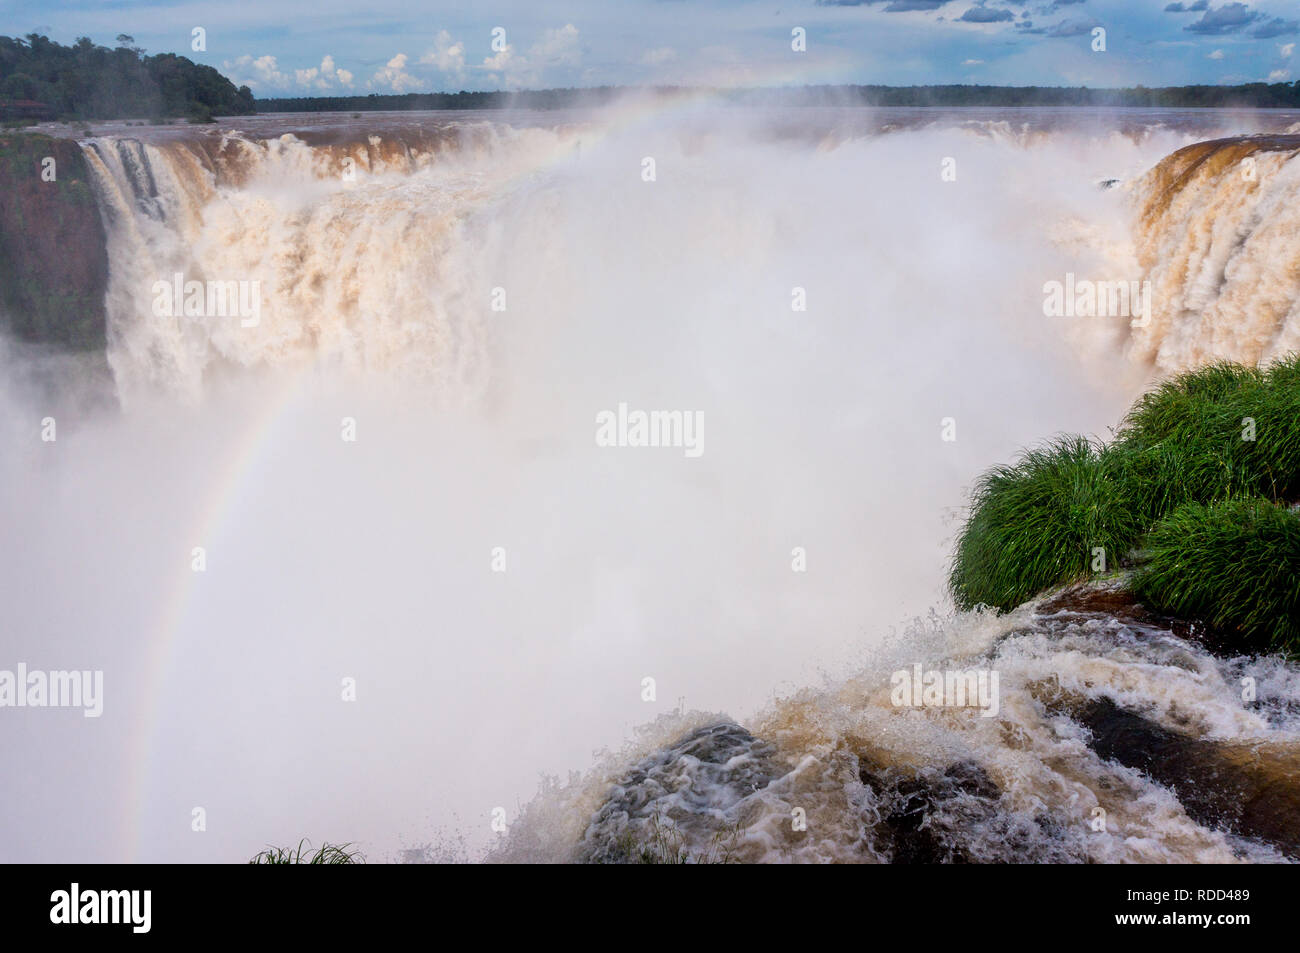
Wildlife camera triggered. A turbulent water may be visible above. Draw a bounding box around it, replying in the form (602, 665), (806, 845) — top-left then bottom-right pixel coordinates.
(3, 104), (1300, 862)
(1132, 133), (1300, 373)
(503, 587), (1300, 863)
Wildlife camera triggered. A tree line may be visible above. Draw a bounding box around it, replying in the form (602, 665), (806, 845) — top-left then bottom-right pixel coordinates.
(258, 81), (1300, 113)
(0, 34), (254, 121)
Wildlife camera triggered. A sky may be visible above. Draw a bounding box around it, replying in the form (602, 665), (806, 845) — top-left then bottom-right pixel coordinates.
(2, 0), (1298, 95)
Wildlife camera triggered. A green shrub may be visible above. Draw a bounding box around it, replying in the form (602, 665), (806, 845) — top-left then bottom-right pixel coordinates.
(949, 437), (1146, 611)
(1131, 498), (1300, 652)
(950, 355), (1300, 619)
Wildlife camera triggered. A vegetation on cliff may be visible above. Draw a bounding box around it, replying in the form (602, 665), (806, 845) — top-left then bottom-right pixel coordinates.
(950, 356), (1300, 652)
(0, 34), (254, 121)
(0, 134), (106, 349)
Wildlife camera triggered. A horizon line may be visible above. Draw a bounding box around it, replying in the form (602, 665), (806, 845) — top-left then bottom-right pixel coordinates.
(252, 79), (1300, 102)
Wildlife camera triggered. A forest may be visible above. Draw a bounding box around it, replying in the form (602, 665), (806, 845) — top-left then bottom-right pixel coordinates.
(258, 81), (1300, 112)
(0, 34), (255, 121)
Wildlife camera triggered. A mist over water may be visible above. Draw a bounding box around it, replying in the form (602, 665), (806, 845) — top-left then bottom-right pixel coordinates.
(1, 104), (1276, 861)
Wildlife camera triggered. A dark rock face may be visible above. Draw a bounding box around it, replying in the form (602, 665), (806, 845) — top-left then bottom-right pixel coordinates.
(859, 761), (1000, 864)
(577, 722), (781, 864)
(1036, 583), (1250, 658)
(1073, 696), (1300, 860)
(858, 759), (1083, 864)
(0, 134), (108, 350)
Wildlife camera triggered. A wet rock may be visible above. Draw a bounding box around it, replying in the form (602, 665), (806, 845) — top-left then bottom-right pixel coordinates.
(1037, 583), (1248, 659)
(861, 760), (996, 863)
(1074, 696), (1300, 859)
(577, 722), (780, 864)
(857, 758), (1088, 863)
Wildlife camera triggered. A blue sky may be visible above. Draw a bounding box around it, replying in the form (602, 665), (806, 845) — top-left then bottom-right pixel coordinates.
(3, 0), (1297, 93)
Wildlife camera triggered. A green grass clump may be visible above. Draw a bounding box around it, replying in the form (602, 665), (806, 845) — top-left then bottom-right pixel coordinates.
(1131, 499), (1300, 651)
(949, 437), (1146, 611)
(1117, 356), (1300, 503)
(250, 839), (364, 864)
(949, 354), (1300, 647)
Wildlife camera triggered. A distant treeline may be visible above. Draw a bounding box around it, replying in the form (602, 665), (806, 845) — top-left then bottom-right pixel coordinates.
(259, 87), (625, 112)
(0, 34), (254, 121)
(259, 81), (1300, 113)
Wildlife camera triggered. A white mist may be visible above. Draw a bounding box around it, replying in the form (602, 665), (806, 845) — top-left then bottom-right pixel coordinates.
(0, 105), (1182, 861)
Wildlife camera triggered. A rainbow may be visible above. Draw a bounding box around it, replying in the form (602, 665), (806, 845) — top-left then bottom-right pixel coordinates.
(124, 369), (310, 861)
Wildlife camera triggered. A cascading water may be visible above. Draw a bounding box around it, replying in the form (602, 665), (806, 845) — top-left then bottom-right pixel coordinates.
(1128, 131), (1300, 373)
(79, 123), (565, 404)
(3, 105), (1299, 863)
(497, 586), (1300, 864)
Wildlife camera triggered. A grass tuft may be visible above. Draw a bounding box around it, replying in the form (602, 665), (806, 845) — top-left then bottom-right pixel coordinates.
(250, 839), (364, 864)
(949, 437), (1145, 612)
(1117, 356), (1300, 503)
(1130, 498), (1300, 651)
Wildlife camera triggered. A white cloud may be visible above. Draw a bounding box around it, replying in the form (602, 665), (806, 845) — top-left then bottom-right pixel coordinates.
(1268, 68), (1291, 81)
(481, 46), (514, 72)
(962, 58), (985, 65)
(230, 25), (585, 95)
(295, 54), (354, 90)
(1282, 43), (1295, 58)
(477, 24), (582, 86)
(371, 52), (422, 92)
(1207, 49), (1225, 60)
(222, 54), (291, 90)
(421, 30), (466, 78)
(224, 53), (353, 92)
(641, 47), (677, 67)
(531, 24), (581, 67)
